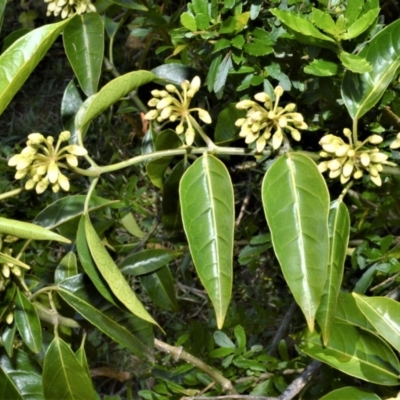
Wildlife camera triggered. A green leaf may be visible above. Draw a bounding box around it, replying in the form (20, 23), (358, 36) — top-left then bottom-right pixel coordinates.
(108, 0), (148, 10)
(339, 51), (372, 73)
(151, 64), (197, 85)
(55, 251), (78, 283)
(342, 19), (400, 119)
(300, 322), (400, 386)
(0, 252), (30, 270)
(234, 325), (246, 351)
(312, 8), (336, 35)
(58, 274), (154, 360)
(180, 154), (235, 329)
(214, 53), (232, 93)
(76, 216), (116, 305)
(0, 284), (16, 322)
(75, 70), (157, 139)
(61, 79), (83, 136)
(0, 349), (43, 400)
(214, 331), (235, 348)
(317, 200), (350, 345)
(120, 249), (181, 276)
(162, 160), (186, 232)
(140, 266), (178, 311)
(243, 38), (273, 56)
(270, 9), (335, 44)
(336, 293), (376, 333)
(14, 289), (42, 354)
(0, 18), (69, 115)
(85, 216), (158, 326)
(262, 154), (330, 331)
(180, 12), (197, 32)
(215, 104), (245, 144)
(43, 336), (96, 400)
(63, 13), (104, 97)
(35, 195), (117, 230)
(192, 0), (211, 30)
(2, 324), (16, 358)
(320, 387), (381, 400)
(304, 59), (339, 77)
(0, 218), (70, 243)
(353, 294), (400, 353)
(340, 8), (379, 40)
(344, 0), (364, 26)
(120, 212), (145, 239)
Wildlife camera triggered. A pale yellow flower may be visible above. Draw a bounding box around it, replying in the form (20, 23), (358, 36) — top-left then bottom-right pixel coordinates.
(43, 0), (96, 18)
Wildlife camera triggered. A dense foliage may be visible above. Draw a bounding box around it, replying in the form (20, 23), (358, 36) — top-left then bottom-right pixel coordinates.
(2, 0), (400, 399)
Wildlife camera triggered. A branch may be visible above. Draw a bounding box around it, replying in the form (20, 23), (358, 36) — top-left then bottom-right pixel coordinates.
(154, 339), (237, 394)
(278, 360), (321, 400)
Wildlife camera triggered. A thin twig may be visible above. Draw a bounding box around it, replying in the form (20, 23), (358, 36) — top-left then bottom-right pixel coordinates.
(268, 302), (297, 356)
(154, 339), (237, 394)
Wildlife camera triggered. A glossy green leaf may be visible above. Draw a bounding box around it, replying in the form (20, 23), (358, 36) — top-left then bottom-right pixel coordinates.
(0, 18), (69, 115)
(180, 12), (197, 32)
(342, 19), (400, 119)
(55, 251), (78, 283)
(63, 13), (104, 97)
(35, 195), (117, 229)
(0, 284), (16, 321)
(353, 294), (400, 353)
(2, 324), (16, 358)
(75, 343), (90, 378)
(317, 200), (350, 345)
(304, 59), (338, 77)
(336, 293), (376, 334)
(339, 51), (372, 73)
(180, 154), (234, 329)
(270, 9), (335, 43)
(140, 266), (178, 311)
(43, 336), (96, 400)
(0, 368), (22, 400)
(162, 159), (186, 232)
(75, 70), (157, 138)
(14, 289), (42, 353)
(215, 104), (245, 144)
(320, 387), (381, 400)
(262, 153), (329, 331)
(0, 349), (43, 399)
(58, 274), (154, 360)
(85, 216), (158, 326)
(61, 79), (83, 137)
(0, 218), (70, 243)
(151, 64), (197, 85)
(120, 249), (181, 276)
(76, 216), (116, 305)
(300, 322), (400, 386)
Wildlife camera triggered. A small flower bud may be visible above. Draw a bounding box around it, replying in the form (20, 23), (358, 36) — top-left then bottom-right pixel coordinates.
(59, 131), (71, 142)
(343, 128), (352, 138)
(369, 152), (388, 163)
(185, 126), (195, 146)
(198, 109), (212, 124)
(235, 118), (245, 127)
(58, 173), (70, 191)
(360, 153), (370, 167)
(342, 159), (354, 177)
(272, 130), (283, 150)
(165, 84), (177, 93)
(47, 161), (59, 184)
(236, 100), (255, 110)
(65, 145), (88, 156)
(156, 97), (173, 110)
(290, 129), (301, 141)
(274, 86), (284, 97)
(189, 76), (201, 93)
(5, 311), (13, 325)
(66, 154), (78, 167)
(27, 133), (45, 144)
(368, 135), (383, 144)
(176, 123), (184, 135)
(144, 110), (159, 120)
(256, 136), (267, 153)
(318, 161), (328, 173)
(328, 159), (342, 171)
(25, 179), (36, 190)
(353, 170), (363, 179)
(254, 92), (270, 103)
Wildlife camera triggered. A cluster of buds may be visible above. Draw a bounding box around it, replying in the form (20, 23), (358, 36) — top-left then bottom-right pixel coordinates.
(8, 131), (87, 194)
(235, 86), (308, 152)
(390, 133), (400, 150)
(144, 76), (212, 146)
(318, 129), (394, 186)
(44, 0), (96, 19)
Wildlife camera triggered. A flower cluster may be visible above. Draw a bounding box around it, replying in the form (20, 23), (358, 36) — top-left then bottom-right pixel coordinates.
(318, 129), (394, 186)
(44, 0), (96, 19)
(144, 76), (211, 146)
(8, 131), (87, 194)
(235, 86), (308, 152)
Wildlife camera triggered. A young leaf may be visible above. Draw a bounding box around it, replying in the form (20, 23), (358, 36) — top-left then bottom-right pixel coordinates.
(120, 212), (145, 239)
(0, 218), (70, 243)
(270, 9), (336, 44)
(14, 289), (42, 354)
(43, 336), (96, 400)
(63, 13), (104, 97)
(300, 322), (400, 386)
(340, 8), (379, 40)
(180, 12), (197, 32)
(180, 154), (235, 329)
(353, 294), (400, 353)
(262, 154), (330, 332)
(0, 18), (69, 115)
(214, 53), (232, 93)
(339, 51), (372, 74)
(304, 59), (339, 77)
(140, 266), (178, 311)
(320, 387), (381, 400)
(311, 8), (336, 35)
(85, 216), (158, 326)
(342, 19), (400, 120)
(317, 200), (350, 345)
(58, 274), (154, 360)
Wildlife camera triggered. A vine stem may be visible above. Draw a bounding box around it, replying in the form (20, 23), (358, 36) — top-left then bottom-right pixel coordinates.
(154, 339), (238, 395)
(0, 188), (23, 201)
